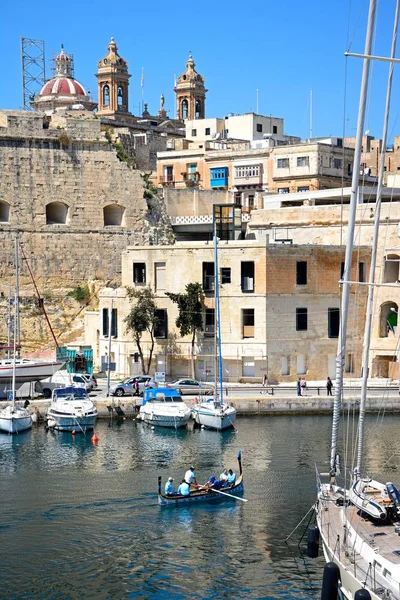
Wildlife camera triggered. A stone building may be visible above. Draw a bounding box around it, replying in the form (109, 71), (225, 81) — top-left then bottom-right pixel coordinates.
(175, 54), (207, 121)
(85, 240), (369, 382)
(0, 110), (173, 287)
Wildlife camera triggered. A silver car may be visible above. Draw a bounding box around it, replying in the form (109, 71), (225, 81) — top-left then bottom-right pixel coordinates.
(166, 378), (213, 395)
(110, 376), (155, 397)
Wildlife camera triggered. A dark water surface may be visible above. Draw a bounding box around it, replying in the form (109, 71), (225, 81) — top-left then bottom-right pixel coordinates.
(0, 414), (399, 599)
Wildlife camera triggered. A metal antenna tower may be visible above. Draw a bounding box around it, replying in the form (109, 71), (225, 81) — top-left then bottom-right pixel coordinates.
(21, 37), (46, 110)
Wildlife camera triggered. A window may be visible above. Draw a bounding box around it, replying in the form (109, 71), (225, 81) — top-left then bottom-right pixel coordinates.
(247, 195), (255, 211)
(103, 204), (125, 226)
(155, 262), (166, 291)
(103, 85), (110, 107)
(46, 201), (68, 225)
(187, 163), (197, 181)
(221, 267), (231, 284)
(133, 263), (146, 284)
(273, 125), (278, 134)
(328, 308), (340, 338)
(241, 262), (255, 292)
(117, 86), (123, 106)
(242, 309), (255, 338)
(164, 166), (173, 182)
(277, 158), (289, 169)
(333, 158), (342, 169)
(281, 356), (289, 376)
(278, 187), (290, 194)
(102, 308), (117, 337)
(340, 262), (345, 279)
(202, 262), (214, 292)
(195, 100), (201, 119)
(296, 308), (308, 331)
(205, 127), (210, 135)
(154, 309), (168, 338)
(296, 261), (307, 285)
(181, 100), (188, 119)
(337, 138), (343, 148)
(297, 355), (306, 375)
(191, 129), (197, 137)
(0, 201), (10, 223)
(297, 156), (310, 167)
(234, 192), (242, 205)
(256, 123), (263, 133)
(297, 186), (309, 192)
(204, 308), (215, 336)
(347, 163), (353, 176)
(210, 167), (228, 188)
(345, 353), (354, 373)
(235, 165), (260, 178)
(359, 261), (366, 283)
(384, 254), (400, 283)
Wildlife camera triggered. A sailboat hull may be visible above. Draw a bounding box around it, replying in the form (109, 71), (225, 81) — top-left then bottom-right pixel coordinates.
(0, 360), (64, 383)
(0, 406), (32, 434)
(192, 403), (237, 430)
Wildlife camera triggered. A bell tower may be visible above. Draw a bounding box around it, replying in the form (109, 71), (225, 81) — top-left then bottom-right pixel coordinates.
(96, 37), (131, 117)
(175, 54), (207, 121)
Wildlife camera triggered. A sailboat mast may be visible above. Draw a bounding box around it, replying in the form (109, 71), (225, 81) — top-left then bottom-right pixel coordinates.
(356, 0), (400, 477)
(330, 0), (377, 474)
(12, 233), (19, 407)
(215, 235), (224, 404)
(213, 231), (219, 403)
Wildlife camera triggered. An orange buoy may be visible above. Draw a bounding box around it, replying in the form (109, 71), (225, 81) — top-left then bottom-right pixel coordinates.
(71, 429), (76, 435)
(91, 432), (99, 444)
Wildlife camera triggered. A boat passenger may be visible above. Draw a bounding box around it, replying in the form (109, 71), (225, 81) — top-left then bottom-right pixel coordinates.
(219, 469), (228, 485)
(164, 477), (175, 495)
(177, 479), (190, 496)
(226, 469), (236, 485)
(204, 475), (223, 490)
(184, 466), (197, 487)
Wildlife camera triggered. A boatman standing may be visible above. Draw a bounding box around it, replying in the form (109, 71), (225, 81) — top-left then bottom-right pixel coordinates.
(184, 466), (197, 488)
(164, 477), (175, 495)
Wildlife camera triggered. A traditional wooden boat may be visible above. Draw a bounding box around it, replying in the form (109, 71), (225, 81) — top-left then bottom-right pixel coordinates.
(158, 451), (244, 506)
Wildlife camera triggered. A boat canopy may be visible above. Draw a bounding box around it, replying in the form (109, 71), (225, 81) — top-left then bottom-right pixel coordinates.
(52, 386), (87, 400)
(142, 387), (183, 405)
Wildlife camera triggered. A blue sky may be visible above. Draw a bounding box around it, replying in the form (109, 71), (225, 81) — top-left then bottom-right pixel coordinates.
(1, 0), (399, 141)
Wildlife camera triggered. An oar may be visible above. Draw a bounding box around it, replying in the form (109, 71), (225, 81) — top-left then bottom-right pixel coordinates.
(209, 488), (248, 502)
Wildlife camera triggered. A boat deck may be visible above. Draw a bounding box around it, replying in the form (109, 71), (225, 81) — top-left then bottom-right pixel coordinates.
(318, 487), (400, 598)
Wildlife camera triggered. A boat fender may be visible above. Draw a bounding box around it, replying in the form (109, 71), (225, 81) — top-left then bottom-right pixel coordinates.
(320, 561), (340, 600)
(71, 429), (76, 435)
(354, 589), (371, 599)
(306, 525), (319, 558)
(91, 432), (98, 444)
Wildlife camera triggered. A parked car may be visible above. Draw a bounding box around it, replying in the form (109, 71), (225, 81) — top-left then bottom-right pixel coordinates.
(166, 378), (214, 395)
(82, 373), (98, 389)
(35, 373), (90, 398)
(110, 376), (155, 397)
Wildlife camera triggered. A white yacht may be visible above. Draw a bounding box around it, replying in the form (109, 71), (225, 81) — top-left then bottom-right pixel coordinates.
(139, 388), (191, 429)
(0, 358), (64, 384)
(46, 387), (98, 432)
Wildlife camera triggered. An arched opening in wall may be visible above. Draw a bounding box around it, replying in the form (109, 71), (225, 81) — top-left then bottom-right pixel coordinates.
(103, 204), (125, 226)
(384, 254), (400, 283)
(117, 86), (123, 106)
(181, 99), (188, 119)
(46, 201), (69, 224)
(0, 201), (10, 222)
(379, 301), (398, 337)
(195, 99), (201, 119)
(103, 85), (110, 107)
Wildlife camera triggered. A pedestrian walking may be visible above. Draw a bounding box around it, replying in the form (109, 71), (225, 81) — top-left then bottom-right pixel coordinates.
(300, 377), (307, 396)
(262, 374), (268, 387)
(296, 378), (302, 397)
(326, 376), (333, 396)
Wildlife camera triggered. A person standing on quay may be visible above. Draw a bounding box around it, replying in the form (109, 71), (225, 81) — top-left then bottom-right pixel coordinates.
(326, 377), (333, 396)
(296, 378), (302, 397)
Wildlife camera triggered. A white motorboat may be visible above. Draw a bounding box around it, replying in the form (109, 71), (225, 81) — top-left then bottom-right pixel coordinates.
(0, 404), (32, 434)
(315, 3), (400, 598)
(139, 388), (191, 429)
(46, 387), (98, 432)
(192, 234), (237, 431)
(0, 358), (64, 383)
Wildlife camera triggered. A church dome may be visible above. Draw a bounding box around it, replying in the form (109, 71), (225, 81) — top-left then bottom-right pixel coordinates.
(176, 54), (205, 87)
(30, 45), (96, 112)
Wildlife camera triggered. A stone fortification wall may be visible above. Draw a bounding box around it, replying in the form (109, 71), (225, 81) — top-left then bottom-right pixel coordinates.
(0, 110), (173, 287)
(163, 188), (230, 216)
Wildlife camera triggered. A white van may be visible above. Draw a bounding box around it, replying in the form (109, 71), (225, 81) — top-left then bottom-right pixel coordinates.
(35, 372), (90, 398)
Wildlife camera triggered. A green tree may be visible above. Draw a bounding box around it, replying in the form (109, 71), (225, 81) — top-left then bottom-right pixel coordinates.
(166, 283), (203, 378)
(124, 286), (158, 374)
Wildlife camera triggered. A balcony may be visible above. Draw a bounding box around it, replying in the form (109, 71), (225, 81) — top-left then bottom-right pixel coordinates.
(181, 171), (200, 188)
(159, 176), (175, 188)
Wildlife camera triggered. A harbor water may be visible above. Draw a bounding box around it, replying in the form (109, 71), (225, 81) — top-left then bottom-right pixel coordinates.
(1, 414), (399, 599)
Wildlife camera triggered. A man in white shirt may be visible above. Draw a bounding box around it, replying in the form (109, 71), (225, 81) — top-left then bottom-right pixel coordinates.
(184, 466), (197, 488)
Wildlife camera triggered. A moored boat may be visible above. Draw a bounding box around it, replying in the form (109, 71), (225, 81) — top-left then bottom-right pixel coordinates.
(0, 404), (32, 434)
(158, 451), (244, 506)
(46, 386), (98, 432)
(0, 358), (64, 383)
(139, 387), (191, 429)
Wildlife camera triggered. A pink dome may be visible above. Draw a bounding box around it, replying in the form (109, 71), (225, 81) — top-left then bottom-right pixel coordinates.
(39, 77), (87, 97)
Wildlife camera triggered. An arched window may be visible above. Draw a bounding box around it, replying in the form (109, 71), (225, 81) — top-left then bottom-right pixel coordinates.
(46, 201), (68, 225)
(117, 86), (123, 106)
(103, 85), (110, 107)
(181, 99), (188, 119)
(103, 204), (125, 227)
(379, 301), (398, 338)
(384, 254), (400, 283)
(195, 99), (201, 119)
(0, 201), (10, 223)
